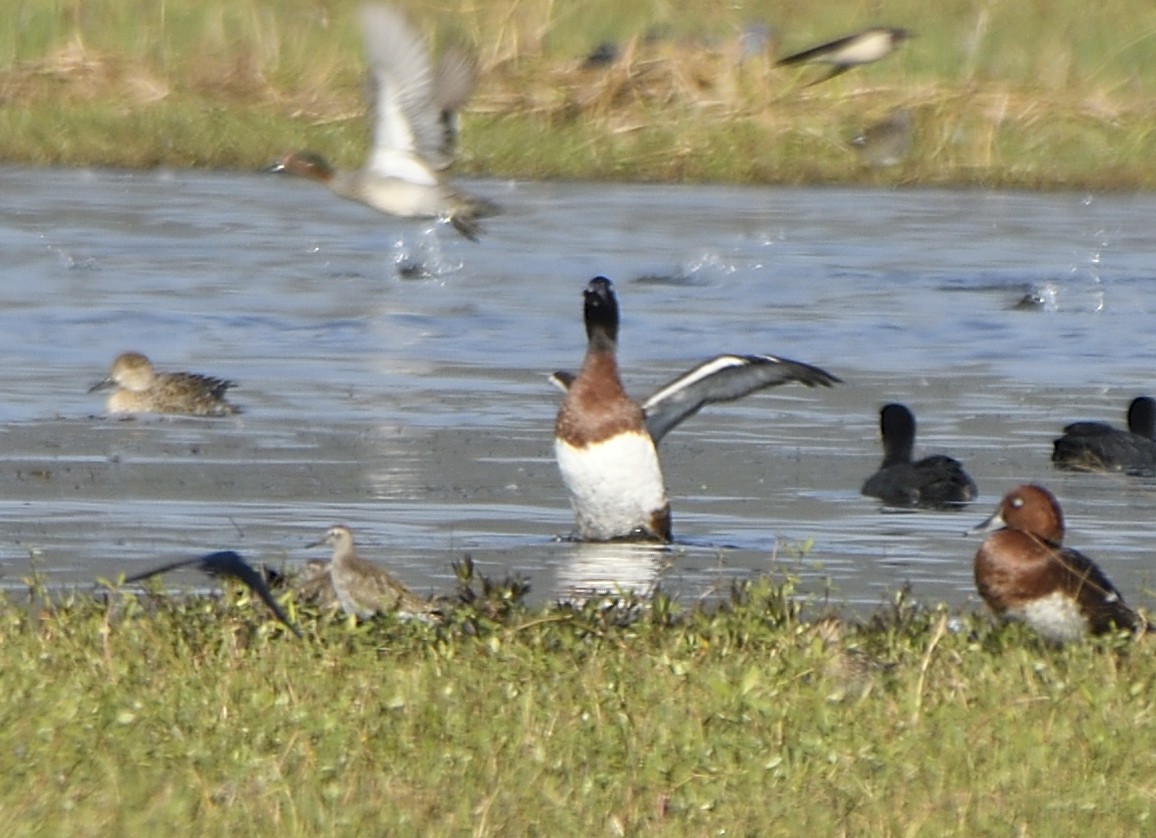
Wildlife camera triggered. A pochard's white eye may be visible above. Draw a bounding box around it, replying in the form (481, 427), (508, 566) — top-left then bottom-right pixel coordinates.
(1011, 496), (1024, 509)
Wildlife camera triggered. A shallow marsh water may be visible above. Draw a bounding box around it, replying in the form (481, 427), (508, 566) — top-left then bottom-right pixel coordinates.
(3, 167), (1156, 615)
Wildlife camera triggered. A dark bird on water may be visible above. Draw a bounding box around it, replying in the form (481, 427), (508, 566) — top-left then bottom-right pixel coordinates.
(861, 403), (977, 509)
(1051, 396), (1156, 475)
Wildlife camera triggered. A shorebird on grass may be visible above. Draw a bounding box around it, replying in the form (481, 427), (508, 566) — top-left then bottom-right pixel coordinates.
(308, 525), (437, 619)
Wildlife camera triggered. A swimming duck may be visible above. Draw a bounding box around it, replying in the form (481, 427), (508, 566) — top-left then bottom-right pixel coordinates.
(308, 525), (436, 619)
(861, 403), (976, 509)
(972, 484), (1148, 642)
(126, 550), (301, 637)
(269, 4), (497, 240)
(1051, 396), (1156, 475)
(553, 276), (841, 542)
(89, 352), (238, 417)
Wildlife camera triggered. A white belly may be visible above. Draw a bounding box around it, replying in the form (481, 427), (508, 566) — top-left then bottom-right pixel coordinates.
(838, 31), (894, 64)
(1012, 592), (1089, 643)
(555, 431), (667, 541)
(360, 177), (444, 218)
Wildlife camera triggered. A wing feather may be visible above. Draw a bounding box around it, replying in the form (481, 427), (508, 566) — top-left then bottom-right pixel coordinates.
(641, 354), (840, 444)
(359, 4), (445, 181)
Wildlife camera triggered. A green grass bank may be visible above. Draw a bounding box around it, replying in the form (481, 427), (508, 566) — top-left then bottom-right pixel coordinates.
(3, 0), (1156, 187)
(2, 576), (1155, 835)
(5, 3), (1156, 833)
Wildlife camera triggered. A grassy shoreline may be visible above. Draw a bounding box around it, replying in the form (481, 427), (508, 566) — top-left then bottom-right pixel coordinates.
(6, 3), (1156, 832)
(3, 575), (1155, 835)
(4, 1), (1156, 188)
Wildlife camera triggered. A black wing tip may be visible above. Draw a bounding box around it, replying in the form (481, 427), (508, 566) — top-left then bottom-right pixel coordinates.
(765, 356), (841, 388)
(123, 556), (202, 584)
(793, 365), (843, 387)
(804, 65), (849, 87)
(816, 371), (843, 387)
(548, 371), (575, 392)
(775, 45), (829, 67)
(775, 32), (856, 66)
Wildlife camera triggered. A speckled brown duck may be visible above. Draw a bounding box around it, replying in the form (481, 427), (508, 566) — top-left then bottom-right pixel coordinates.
(89, 352), (239, 417)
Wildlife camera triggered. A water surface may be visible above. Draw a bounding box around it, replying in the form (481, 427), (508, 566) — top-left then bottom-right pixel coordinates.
(3, 167), (1156, 614)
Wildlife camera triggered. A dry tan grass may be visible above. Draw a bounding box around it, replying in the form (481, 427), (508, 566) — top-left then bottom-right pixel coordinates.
(3, 0), (1156, 186)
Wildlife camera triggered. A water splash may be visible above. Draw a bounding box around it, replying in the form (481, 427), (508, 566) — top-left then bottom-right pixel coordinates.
(1015, 282), (1059, 311)
(634, 250), (741, 285)
(391, 226), (464, 280)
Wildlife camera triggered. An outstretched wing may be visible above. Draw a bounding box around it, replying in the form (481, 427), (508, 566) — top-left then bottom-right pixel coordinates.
(126, 550), (301, 637)
(431, 43), (477, 166)
(359, 4), (444, 180)
(640, 354), (840, 444)
(124, 556), (204, 583)
(776, 32), (859, 66)
(197, 551), (302, 637)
